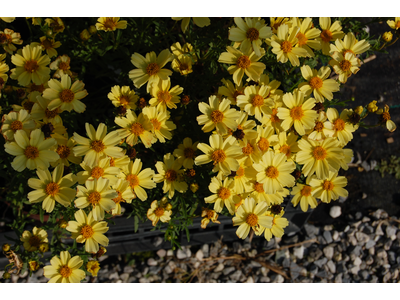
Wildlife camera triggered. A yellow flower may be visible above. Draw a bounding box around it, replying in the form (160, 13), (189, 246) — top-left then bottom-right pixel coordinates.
(66, 209), (109, 253)
(173, 137), (198, 169)
(196, 95), (240, 135)
(110, 179), (136, 216)
(29, 261), (40, 272)
(43, 74), (88, 113)
(1, 17), (15, 23)
(298, 65), (340, 103)
(230, 111), (258, 146)
(382, 31), (393, 42)
(217, 78), (245, 105)
(108, 85), (138, 109)
(120, 158), (156, 201)
(291, 180), (318, 212)
(277, 89), (318, 136)
(310, 171), (348, 203)
(52, 136), (82, 167)
(237, 84), (273, 122)
(195, 134), (241, 176)
(232, 197), (272, 239)
(170, 42), (196, 60)
(253, 151), (296, 194)
(290, 17), (321, 57)
(261, 211), (289, 241)
(10, 45), (50, 86)
(249, 180), (286, 206)
(387, 17), (400, 30)
(149, 79), (183, 111)
(205, 176), (241, 215)
(27, 163), (77, 213)
(232, 158), (257, 194)
(269, 24), (308, 66)
(171, 17), (210, 33)
(171, 55), (193, 75)
(329, 32), (370, 57)
(49, 54), (72, 78)
(31, 36), (62, 58)
(37, 118), (68, 145)
(229, 17), (272, 57)
(306, 111), (333, 142)
(86, 261), (100, 277)
(378, 104), (396, 132)
(296, 137), (344, 180)
(20, 227), (48, 252)
(4, 129), (59, 172)
(73, 123), (124, 168)
(154, 153), (188, 199)
(329, 51), (360, 84)
(240, 138), (262, 167)
(201, 208), (221, 229)
(367, 100), (378, 113)
(30, 95), (62, 124)
(0, 28), (23, 54)
(76, 156), (120, 185)
(269, 17), (290, 34)
(95, 17), (127, 32)
(75, 177), (117, 221)
(273, 131), (300, 161)
(317, 17), (344, 55)
(129, 49), (173, 92)
(147, 198), (172, 226)
(142, 106), (176, 143)
(43, 251), (85, 283)
(218, 46), (266, 85)
(325, 107), (356, 145)
(1, 109), (36, 142)
(255, 125), (279, 155)
(45, 18), (65, 35)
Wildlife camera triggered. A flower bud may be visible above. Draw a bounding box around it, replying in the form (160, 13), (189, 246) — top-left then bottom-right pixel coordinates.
(80, 29), (91, 41)
(28, 261), (40, 272)
(88, 25), (97, 35)
(190, 183), (199, 193)
(58, 219), (68, 229)
(2, 243), (10, 252)
(367, 100), (378, 113)
(3, 272), (11, 280)
(354, 106), (364, 115)
(38, 243), (49, 253)
(382, 31), (393, 42)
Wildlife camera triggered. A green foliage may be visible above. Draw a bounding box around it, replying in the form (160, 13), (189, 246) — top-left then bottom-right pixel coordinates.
(375, 155), (400, 180)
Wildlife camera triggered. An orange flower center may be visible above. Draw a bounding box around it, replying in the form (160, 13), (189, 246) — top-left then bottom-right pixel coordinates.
(281, 41), (292, 53)
(112, 191), (124, 205)
(300, 185), (312, 196)
(246, 28), (260, 41)
(41, 39), (53, 49)
(339, 59), (352, 72)
(103, 18), (117, 31)
(290, 106), (304, 121)
(10, 120), (23, 131)
(60, 89), (75, 103)
(312, 146), (327, 160)
(235, 166), (245, 178)
(45, 182), (60, 196)
(296, 32), (308, 46)
(257, 137), (270, 151)
(211, 149), (226, 164)
(0, 33), (12, 44)
(270, 108), (280, 123)
(23, 101), (34, 113)
(28, 235), (41, 248)
(91, 166), (104, 179)
(80, 224), (94, 239)
(157, 91), (172, 104)
(119, 95), (130, 106)
(56, 145), (70, 159)
(333, 118), (346, 131)
(90, 140), (105, 153)
(45, 107), (60, 119)
(254, 182), (264, 193)
(314, 121), (324, 132)
(217, 187), (231, 200)
(146, 62), (160, 76)
(396, 21), (400, 29)
(279, 144), (292, 157)
(343, 49), (355, 57)
(242, 143), (254, 156)
(24, 60), (39, 73)
(126, 174), (140, 188)
(58, 61), (69, 71)
(237, 55), (251, 69)
(206, 209), (215, 219)
(179, 62), (189, 71)
(322, 180), (334, 191)
(382, 112), (391, 121)
(211, 110), (224, 123)
(246, 213), (258, 227)
(88, 191), (101, 205)
(309, 76), (323, 89)
(266, 166), (279, 179)
(251, 95), (264, 107)
(59, 265), (72, 278)
(24, 146), (39, 159)
(184, 147), (195, 159)
(165, 169), (177, 182)
(30, 83), (45, 93)
(130, 122), (145, 136)
(154, 207), (165, 217)
(233, 90), (244, 101)
(320, 30), (332, 42)
(151, 118), (161, 131)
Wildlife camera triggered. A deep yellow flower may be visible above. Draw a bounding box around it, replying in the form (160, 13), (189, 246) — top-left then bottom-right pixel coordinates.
(149, 79), (183, 111)
(142, 106), (176, 143)
(329, 51), (360, 84)
(377, 104), (396, 132)
(147, 197), (172, 226)
(95, 17), (127, 32)
(387, 17), (400, 30)
(86, 261), (100, 277)
(43, 251), (85, 283)
(317, 17), (344, 55)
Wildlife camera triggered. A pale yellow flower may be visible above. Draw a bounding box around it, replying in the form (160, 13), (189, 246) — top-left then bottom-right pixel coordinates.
(317, 17), (344, 55)
(201, 208), (221, 229)
(43, 251), (85, 283)
(329, 32), (370, 57)
(387, 17), (400, 30)
(149, 79), (183, 111)
(173, 137), (198, 169)
(325, 107), (356, 146)
(217, 78), (245, 105)
(236, 84), (273, 122)
(31, 36), (62, 58)
(20, 227), (48, 252)
(232, 158), (257, 194)
(142, 106), (176, 143)
(171, 55), (193, 75)
(51, 136), (82, 167)
(306, 111), (333, 141)
(147, 198), (172, 226)
(310, 171), (348, 203)
(261, 211), (289, 241)
(273, 131), (300, 161)
(255, 125), (279, 155)
(261, 95), (285, 133)
(108, 85), (138, 109)
(230, 111), (258, 147)
(110, 179), (136, 216)
(95, 17), (127, 32)
(171, 17), (210, 33)
(49, 54), (72, 78)
(291, 176), (318, 212)
(329, 51), (360, 84)
(30, 95), (62, 124)
(205, 176), (240, 215)
(1, 109), (36, 142)
(76, 156), (120, 185)
(290, 17), (321, 57)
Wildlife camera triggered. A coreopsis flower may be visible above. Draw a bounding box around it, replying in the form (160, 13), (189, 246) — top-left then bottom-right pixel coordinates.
(171, 17), (210, 33)
(261, 95), (285, 133)
(26, 81), (48, 94)
(86, 261), (100, 277)
(110, 179), (136, 216)
(329, 32), (370, 57)
(114, 109), (156, 148)
(142, 106), (176, 143)
(237, 84), (273, 122)
(310, 171), (348, 203)
(20, 227), (48, 252)
(218, 78), (245, 105)
(249, 181), (285, 206)
(232, 158), (257, 194)
(273, 131), (300, 161)
(0, 29), (23, 54)
(195, 134), (242, 176)
(377, 104), (396, 132)
(269, 17), (291, 34)
(255, 125), (279, 155)
(201, 208), (221, 229)
(30, 95), (61, 125)
(325, 107), (356, 145)
(232, 197), (272, 239)
(205, 176), (240, 215)
(92, 246), (107, 259)
(28, 261), (40, 272)
(120, 158), (156, 201)
(387, 17), (400, 30)
(170, 42), (196, 60)
(296, 137), (344, 180)
(51, 136), (82, 167)
(367, 100), (379, 113)
(73, 123), (124, 168)
(154, 153), (188, 199)
(75, 178), (117, 221)
(229, 17), (272, 57)
(37, 119), (67, 144)
(269, 24), (308, 66)
(45, 18), (65, 35)
(1, 109), (36, 141)
(261, 210), (289, 241)
(108, 153), (130, 170)
(231, 111), (258, 146)
(129, 49), (173, 91)
(0, 17), (15, 23)
(108, 85), (138, 110)
(95, 17), (127, 31)
(290, 17), (321, 57)
(66, 209), (109, 253)
(218, 46), (266, 85)
(171, 55), (193, 75)
(173, 137), (198, 169)
(240, 138), (262, 166)
(10, 45), (50, 86)
(277, 90), (318, 136)
(4, 129), (59, 171)
(76, 157), (120, 185)
(0, 55), (9, 94)
(43, 251), (85, 283)
(31, 36), (61, 58)
(291, 180), (318, 212)
(149, 79), (183, 111)
(258, 73), (284, 97)
(306, 111), (333, 141)
(49, 54), (72, 78)
(253, 151), (296, 194)
(27, 163), (77, 213)
(147, 198), (172, 226)
(317, 17), (344, 55)
(298, 65), (340, 103)
(43, 74), (88, 113)
(196, 95), (240, 135)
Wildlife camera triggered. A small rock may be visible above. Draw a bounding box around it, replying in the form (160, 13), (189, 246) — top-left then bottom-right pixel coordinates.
(314, 257), (328, 268)
(147, 258), (158, 266)
(304, 224), (319, 237)
(120, 273), (130, 283)
(355, 232), (370, 244)
(334, 273), (343, 283)
(386, 226), (397, 240)
(139, 278), (150, 283)
(316, 270), (328, 278)
(324, 225), (333, 231)
(349, 245), (362, 256)
(195, 249), (204, 261)
(293, 245), (304, 260)
(355, 211), (363, 220)
(336, 261), (347, 273)
(323, 231), (333, 244)
(109, 272), (119, 280)
(353, 257), (362, 266)
(365, 240), (376, 249)
(271, 274), (285, 283)
(388, 251), (396, 264)
(349, 265), (360, 275)
(330, 206), (341, 218)
(246, 276), (254, 283)
(344, 225), (350, 232)
(223, 266), (235, 276)
(156, 249), (166, 258)
(360, 270), (370, 281)
(290, 262), (304, 280)
(152, 236), (163, 247)
(323, 246), (334, 260)
(232, 242), (242, 253)
(327, 260), (336, 273)
(167, 250), (174, 257)
(214, 263), (224, 272)
(259, 276), (270, 283)
(332, 231), (339, 241)
(383, 272), (392, 283)
(230, 270), (242, 282)
(308, 247), (323, 260)
(201, 244), (209, 258)
(384, 238), (393, 250)
(177, 249), (187, 259)
(376, 249), (387, 259)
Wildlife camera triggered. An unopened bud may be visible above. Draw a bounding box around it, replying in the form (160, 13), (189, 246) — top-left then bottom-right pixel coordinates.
(3, 272), (11, 279)
(80, 29), (91, 41)
(28, 261), (40, 272)
(2, 243), (11, 252)
(367, 100), (378, 113)
(190, 183), (199, 193)
(354, 106), (364, 115)
(58, 219), (68, 229)
(88, 25), (97, 35)
(382, 31), (393, 42)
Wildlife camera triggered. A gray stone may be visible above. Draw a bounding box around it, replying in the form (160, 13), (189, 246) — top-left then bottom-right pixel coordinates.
(384, 238), (393, 250)
(123, 265), (134, 274)
(201, 244), (209, 257)
(304, 223), (319, 237)
(365, 240), (376, 249)
(282, 257), (291, 268)
(330, 206), (341, 218)
(353, 257), (362, 266)
(271, 274), (285, 283)
(383, 272), (392, 283)
(308, 247), (323, 260)
(362, 216), (371, 223)
(333, 252), (342, 262)
(334, 273), (342, 283)
(349, 265), (360, 275)
(259, 276), (270, 283)
(332, 231), (340, 241)
(214, 263), (224, 272)
(360, 270), (370, 281)
(147, 258), (158, 266)
(388, 251), (396, 264)
(232, 242), (242, 253)
(316, 269), (328, 278)
(293, 245), (304, 260)
(223, 266), (235, 276)
(371, 209), (387, 220)
(386, 225), (396, 239)
(156, 249), (166, 258)
(349, 245), (362, 256)
(109, 272), (119, 280)
(327, 260), (336, 273)
(230, 270), (242, 282)
(336, 261), (347, 273)
(195, 249), (204, 261)
(323, 246), (334, 259)
(139, 277), (150, 283)
(377, 249), (388, 259)
(355, 211), (363, 220)
(323, 230), (333, 243)
(314, 257), (328, 268)
(355, 232), (370, 244)
(152, 236), (163, 247)
(250, 261), (262, 268)
(344, 225), (350, 232)
(120, 273), (130, 283)
(363, 225), (374, 234)
(290, 262), (304, 280)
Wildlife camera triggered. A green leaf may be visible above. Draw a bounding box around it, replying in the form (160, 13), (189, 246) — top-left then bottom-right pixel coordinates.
(134, 215), (139, 233)
(39, 208), (44, 224)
